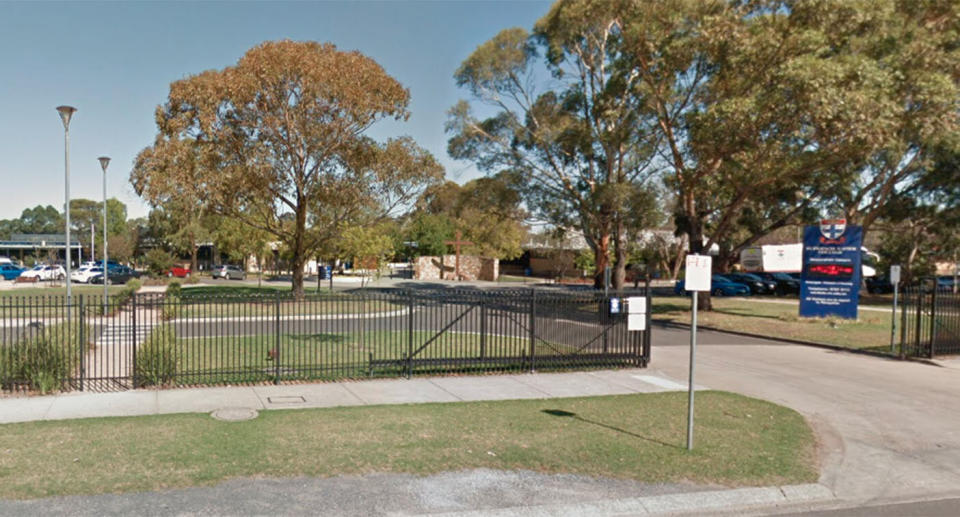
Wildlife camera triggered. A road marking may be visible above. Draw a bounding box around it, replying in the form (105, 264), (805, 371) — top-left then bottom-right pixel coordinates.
(631, 375), (687, 390)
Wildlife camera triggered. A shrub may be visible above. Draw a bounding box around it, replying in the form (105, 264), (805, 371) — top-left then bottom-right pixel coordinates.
(144, 249), (176, 276)
(111, 279), (142, 309)
(161, 282), (181, 321)
(0, 323), (91, 394)
(134, 325), (178, 388)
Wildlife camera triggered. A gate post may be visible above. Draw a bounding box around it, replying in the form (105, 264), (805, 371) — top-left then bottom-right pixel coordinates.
(929, 283), (938, 358)
(644, 273), (652, 366)
(915, 284), (923, 357)
(479, 296), (487, 361)
(407, 290), (414, 379)
(78, 295), (84, 391)
(274, 292), (281, 385)
(131, 294), (137, 389)
(529, 288), (536, 373)
(899, 286), (908, 360)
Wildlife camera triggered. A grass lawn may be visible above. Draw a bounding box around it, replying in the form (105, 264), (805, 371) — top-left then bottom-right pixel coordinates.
(0, 286), (128, 318)
(165, 331), (577, 385)
(654, 296), (893, 352)
(0, 391), (817, 500)
(0, 285), (126, 299)
(180, 285), (334, 297)
(169, 287), (398, 319)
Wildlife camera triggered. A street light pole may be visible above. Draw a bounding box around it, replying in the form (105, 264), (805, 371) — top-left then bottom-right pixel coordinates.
(56, 106), (76, 305)
(99, 156), (110, 313)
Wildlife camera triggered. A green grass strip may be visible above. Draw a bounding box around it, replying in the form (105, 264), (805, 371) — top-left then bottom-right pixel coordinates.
(0, 391), (817, 500)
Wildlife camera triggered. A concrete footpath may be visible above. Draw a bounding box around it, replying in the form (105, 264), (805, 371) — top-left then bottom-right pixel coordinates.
(0, 368), (835, 516)
(0, 369), (712, 424)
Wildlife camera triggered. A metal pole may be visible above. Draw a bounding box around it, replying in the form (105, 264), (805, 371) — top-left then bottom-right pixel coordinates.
(604, 266), (610, 297)
(99, 157), (110, 313)
(90, 223), (94, 264)
(890, 283), (898, 352)
(103, 166), (109, 312)
(687, 292), (698, 451)
(63, 120), (72, 303)
(529, 288), (537, 373)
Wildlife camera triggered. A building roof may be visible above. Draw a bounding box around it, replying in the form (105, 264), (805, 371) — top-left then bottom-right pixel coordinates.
(0, 233), (82, 249)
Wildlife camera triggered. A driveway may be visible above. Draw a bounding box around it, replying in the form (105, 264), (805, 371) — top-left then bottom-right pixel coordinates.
(649, 323), (960, 507)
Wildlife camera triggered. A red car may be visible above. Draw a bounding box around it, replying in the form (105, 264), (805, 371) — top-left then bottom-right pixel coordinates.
(165, 266), (191, 278)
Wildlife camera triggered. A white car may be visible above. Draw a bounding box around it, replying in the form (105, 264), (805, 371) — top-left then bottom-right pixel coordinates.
(20, 265), (66, 281)
(71, 266), (103, 283)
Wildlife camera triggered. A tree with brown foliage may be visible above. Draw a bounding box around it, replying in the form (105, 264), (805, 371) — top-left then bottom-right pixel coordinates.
(132, 40), (443, 296)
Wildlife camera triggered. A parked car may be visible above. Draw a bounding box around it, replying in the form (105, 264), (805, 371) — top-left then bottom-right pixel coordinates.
(755, 272), (801, 296)
(673, 275), (751, 296)
(164, 266), (191, 278)
(89, 265), (140, 285)
(211, 264), (246, 280)
(938, 276), (956, 290)
(723, 273), (777, 295)
(0, 264), (25, 280)
(865, 275), (895, 294)
(71, 265), (104, 284)
(20, 264), (65, 281)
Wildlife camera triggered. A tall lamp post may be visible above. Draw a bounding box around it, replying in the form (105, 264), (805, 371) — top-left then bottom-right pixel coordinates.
(99, 157), (110, 312)
(56, 106), (76, 305)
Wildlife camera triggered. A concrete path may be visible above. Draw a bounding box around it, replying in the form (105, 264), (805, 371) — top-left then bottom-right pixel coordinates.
(645, 331), (960, 512)
(0, 369), (703, 424)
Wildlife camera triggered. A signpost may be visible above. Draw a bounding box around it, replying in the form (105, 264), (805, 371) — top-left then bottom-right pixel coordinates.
(684, 254), (711, 451)
(890, 265), (901, 352)
(799, 219), (863, 319)
(627, 296), (647, 331)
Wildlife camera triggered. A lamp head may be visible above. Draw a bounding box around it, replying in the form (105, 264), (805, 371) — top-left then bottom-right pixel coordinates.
(56, 106), (77, 129)
(98, 156), (111, 173)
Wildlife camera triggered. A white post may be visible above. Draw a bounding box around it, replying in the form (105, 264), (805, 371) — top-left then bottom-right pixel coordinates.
(687, 291), (697, 450)
(683, 254), (712, 451)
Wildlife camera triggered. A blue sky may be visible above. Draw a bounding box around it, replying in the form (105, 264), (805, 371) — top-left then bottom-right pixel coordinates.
(0, 0), (551, 220)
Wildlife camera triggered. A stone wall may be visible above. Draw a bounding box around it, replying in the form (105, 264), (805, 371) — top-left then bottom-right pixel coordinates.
(414, 255), (499, 281)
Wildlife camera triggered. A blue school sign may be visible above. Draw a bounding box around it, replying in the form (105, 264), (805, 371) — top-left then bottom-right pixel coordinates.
(799, 220), (863, 320)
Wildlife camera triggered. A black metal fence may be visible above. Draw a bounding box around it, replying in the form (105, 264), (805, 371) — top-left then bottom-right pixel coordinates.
(0, 288), (651, 393)
(899, 280), (960, 358)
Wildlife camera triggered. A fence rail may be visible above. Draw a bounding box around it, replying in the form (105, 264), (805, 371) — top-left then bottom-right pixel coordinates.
(0, 287), (651, 393)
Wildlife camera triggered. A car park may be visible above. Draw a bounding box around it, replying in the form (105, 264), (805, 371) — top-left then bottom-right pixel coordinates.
(0, 264), (25, 280)
(756, 272), (801, 296)
(723, 273), (777, 295)
(211, 264), (246, 280)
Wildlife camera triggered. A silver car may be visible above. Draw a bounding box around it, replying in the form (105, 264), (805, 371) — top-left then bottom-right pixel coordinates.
(211, 264), (246, 280)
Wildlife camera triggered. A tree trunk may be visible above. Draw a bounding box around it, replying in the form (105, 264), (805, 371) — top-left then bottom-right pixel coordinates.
(593, 234), (611, 289)
(257, 254), (263, 288)
(291, 195), (308, 299)
(612, 217), (627, 291)
(190, 243), (199, 274)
